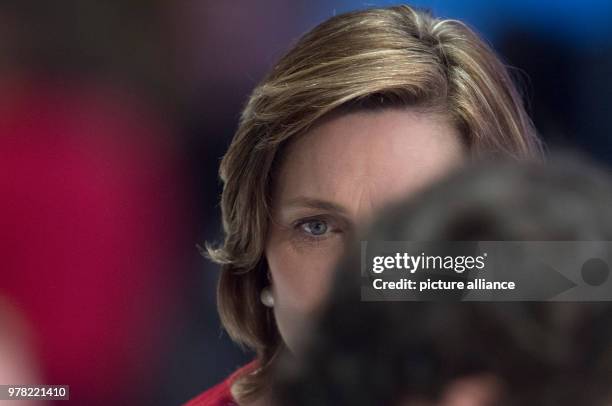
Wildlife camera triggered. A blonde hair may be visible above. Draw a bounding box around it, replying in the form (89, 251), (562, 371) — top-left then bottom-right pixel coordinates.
(206, 4), (543, 402)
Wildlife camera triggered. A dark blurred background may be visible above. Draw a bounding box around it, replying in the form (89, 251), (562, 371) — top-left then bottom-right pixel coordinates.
(0, 1), (610, 405)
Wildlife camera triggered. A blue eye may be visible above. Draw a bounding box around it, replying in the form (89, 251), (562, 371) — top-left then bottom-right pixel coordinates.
(301, 219), (329, 236)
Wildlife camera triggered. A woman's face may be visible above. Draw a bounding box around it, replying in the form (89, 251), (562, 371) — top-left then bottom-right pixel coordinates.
(265, 108), (464, 352)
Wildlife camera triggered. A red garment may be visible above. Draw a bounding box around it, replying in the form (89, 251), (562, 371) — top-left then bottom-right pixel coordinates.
(184, 361), (258, 406)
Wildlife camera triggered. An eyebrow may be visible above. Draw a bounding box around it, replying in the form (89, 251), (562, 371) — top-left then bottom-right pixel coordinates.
(281, 196), (350, 215)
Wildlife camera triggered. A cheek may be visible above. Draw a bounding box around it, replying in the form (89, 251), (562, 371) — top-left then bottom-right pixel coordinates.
(265, 229), (345, 351)
(266, 238), (341, 315)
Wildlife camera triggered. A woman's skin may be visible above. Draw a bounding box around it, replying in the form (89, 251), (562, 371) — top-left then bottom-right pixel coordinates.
(265, 107), (465, 354)
(401, 375), (503, 406)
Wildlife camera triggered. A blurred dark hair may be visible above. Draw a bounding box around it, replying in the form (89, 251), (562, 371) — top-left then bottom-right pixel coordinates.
(273, 153), (612, 406)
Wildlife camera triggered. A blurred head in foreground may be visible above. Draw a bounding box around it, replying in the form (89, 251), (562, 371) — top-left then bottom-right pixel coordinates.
(273, 155), (612, 406)
(206, 4), (544, 401)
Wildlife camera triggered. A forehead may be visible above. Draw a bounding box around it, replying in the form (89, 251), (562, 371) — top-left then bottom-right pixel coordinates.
(272, 108), (464, 218)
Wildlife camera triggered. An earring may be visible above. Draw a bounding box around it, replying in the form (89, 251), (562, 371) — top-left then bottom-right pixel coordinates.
(260, 286), (274, 307)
